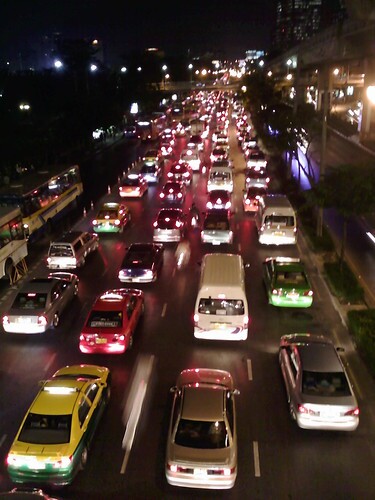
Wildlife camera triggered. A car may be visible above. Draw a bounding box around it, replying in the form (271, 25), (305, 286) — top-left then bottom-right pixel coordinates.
(79, 288), (144, 354)
(139, 161), (162, 184)
(215, 133), (229, 149)
(123, 125), (139, 140)
(153, 207), (186, 242)
(118, 242), (164, 283)
(165, 368), (239, 489)
(206, 189), (232, 211)
(47, 231), (99, 270)
(187, 134), (204, 151)
(142, 148), (159, 163)
(159, 140), (174, 159)
(6, 364), (111, 486)
(159, 181), (186, 205)
(92, 202), (131, 233)
(245, 167), (270, 189)
(210, 146), (229, 163)
(180, 148), (201, 172)
(246, 150), (267, 169)
(263, 257), (313, 307)
(207, 165), (233, 193)
(2, 272), (79, 334)
(279, 333), (359, 431)
(119, 173), (148, 198)
(0, 487), (58, 499)
(201, 209), (233, 245)
(243, 186), (267, 213)
(167, 162), (192, 185)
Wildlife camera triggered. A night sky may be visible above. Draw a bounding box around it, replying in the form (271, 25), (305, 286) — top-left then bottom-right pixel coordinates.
(0, 0), (276, 64)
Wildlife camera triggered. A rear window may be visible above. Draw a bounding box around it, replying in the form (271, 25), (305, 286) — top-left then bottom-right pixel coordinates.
(264, 215), (295, 227)
(175, 419), (228, 449)
(302, 371), (351, 397)
(14, 293), (47, 309)
(49, 244), (73, 257)
(97, 208), (118, 218)
(87, 310), (123, 328)
(18, 413), (72, 444)
(203, 219), (229, 231)
(198, 298), (245, 315)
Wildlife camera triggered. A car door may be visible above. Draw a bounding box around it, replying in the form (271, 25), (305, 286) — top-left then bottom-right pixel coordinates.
(126, 296), (139, 334)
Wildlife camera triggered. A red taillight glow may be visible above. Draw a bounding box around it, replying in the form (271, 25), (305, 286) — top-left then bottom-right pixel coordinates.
(160, 193), (165, 198)
(37, 316), (48, 326)
(92, 219), (98, 225)
(345, 407), (360, 416)
(304, 290), (314, 296)
(114, 219), (121, 226)
(153, 221), (158, 227)
(2, 315), (9, 325)
(193, 313), (199, 324)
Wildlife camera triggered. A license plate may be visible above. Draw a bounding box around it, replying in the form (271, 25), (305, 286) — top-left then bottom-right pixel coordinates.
(287, 292), (299, 299)
(321, 407), (338, 418)
(212, 323), (229, 329)
(95, 338), (107, 344)
(274, 231), (285, 236)
(194, 468), (207, 477)
(31, 462), (45, 470)
(17, 317), (32, 323)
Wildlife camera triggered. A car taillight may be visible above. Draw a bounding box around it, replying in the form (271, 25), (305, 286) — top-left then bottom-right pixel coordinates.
(153, 221), (158, 227)
(176, 221), (182, 228)
(92, 219), (98, 225)
(2, 315), (9, 325)
(167, 172), (173, 177)
(194, 313), (199, 325)
(345, 407), (360, 416)
(160, 193), (165, 198)
(298, 404), (318, 416)
(207, 202), (213, 209)
(243, 315), (249, 328)
(37, 316), (48, 326)
(177, 192), (182, 198)
(245, 198), (250, 205)
(304, 290), (313, 296)
(225, 201), (231, 209)
(115, 219), (121, 226)
(272, 289), (282, 296)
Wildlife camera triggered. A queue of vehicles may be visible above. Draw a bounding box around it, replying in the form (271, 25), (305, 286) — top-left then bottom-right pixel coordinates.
(0, 88), (361, 494)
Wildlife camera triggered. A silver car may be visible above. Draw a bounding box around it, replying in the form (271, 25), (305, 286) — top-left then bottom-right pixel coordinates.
(201, 210), (233, 245)
(2, 273), (79, 334)
(153, 208), (185, 243)
(279, 333), (359, 431)
(165, 368), (239, 490)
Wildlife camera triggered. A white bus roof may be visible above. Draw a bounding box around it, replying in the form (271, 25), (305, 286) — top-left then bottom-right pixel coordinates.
(200, 253), (244, 289)
(0, 206), (22, 225)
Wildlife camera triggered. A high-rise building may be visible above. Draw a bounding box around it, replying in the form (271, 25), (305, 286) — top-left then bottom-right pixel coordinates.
(273, 0), (347, 53)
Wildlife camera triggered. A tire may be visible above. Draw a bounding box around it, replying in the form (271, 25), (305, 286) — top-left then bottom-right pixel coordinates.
(74, 283), (79, 296)
(289, 401), (296, 421)
(52, 313), (60, 328)
(79, 447), (88, 471)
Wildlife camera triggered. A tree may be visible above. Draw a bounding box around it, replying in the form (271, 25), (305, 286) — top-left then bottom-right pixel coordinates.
(307, 164), (375, 266)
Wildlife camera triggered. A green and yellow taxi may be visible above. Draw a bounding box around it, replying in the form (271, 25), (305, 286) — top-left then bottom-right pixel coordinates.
(92, 202), (131, 233)
(263, 257), (313, 308)
(7, 364), (111, 487)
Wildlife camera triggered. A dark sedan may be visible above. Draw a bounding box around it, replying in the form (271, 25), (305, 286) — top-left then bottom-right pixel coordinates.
(118, 243), (164, 283)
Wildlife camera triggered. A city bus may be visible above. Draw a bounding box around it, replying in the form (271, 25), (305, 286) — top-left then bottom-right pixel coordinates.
(0, 206), (28, 281)
(0, 164), (83, 242)
(136, 113), (167, 142)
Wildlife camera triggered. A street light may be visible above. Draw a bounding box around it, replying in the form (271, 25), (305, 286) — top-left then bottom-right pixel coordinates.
(188, 63), (193, 85)
(90, 64), (98, 73)
(120, 66), (127, 73)
(162, 65), (168, 89)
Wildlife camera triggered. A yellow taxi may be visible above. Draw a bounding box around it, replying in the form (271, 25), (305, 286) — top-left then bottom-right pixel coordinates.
(7, 364), (111, 487)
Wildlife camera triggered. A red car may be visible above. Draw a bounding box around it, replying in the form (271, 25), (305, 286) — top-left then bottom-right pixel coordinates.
(206, 189), (232, 211)
(159, 181), (186, 205)
(79, 288), (144, 354)
(167, 161), (193, 185)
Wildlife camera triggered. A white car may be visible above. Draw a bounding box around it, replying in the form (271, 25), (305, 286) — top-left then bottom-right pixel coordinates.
(180, 149), (201, 172)
(279, 333), (359, 431)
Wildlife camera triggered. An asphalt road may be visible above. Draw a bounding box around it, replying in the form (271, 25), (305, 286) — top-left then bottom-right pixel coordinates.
(0, 109), (374, 500)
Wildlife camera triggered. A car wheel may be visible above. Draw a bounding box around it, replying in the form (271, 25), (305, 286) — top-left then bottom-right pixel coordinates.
(79, 446), (88, 471)
(104, 384), (111, 404)
(52, 313), (60, 328)
(74, 283), (79, 295)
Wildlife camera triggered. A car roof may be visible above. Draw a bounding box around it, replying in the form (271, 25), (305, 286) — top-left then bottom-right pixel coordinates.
(31, 379), (86, 415)
(20, 279), (57, 293)
(297, 342), (344, 373)
(181, 385), (225, 421)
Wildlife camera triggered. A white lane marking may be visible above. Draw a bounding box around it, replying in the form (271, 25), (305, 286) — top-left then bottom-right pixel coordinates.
(44, 353), (57, 373)
(0, 434), (7, 449)
(247, 359), (253, 381)
(161, 303), (167, 317)
(253, 441), (261, 477)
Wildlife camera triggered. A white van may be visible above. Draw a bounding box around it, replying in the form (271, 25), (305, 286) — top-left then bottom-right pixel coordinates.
(194, 253), (249, 341)
(255, 194), (297, 245)
(207, 165), (233, 193)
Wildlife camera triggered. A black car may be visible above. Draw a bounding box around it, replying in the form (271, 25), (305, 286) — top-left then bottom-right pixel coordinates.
(118, 243), (164, 283)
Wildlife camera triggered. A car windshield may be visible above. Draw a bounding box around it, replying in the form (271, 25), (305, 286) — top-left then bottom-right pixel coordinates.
(122, 177), (140, 186)
(264, 215), (294, 227)
(49, 244), (73, 257)
(175, 419), (228, 449)
(275, 271), (308, 287)
(210, 172), (230, 181)
(141, 164), (157, 173)
(87, 310), (123, 328)
(302, 371), (352, 397)
(198, 298), (244, 315)
(13, 293), (47, 309)
(18, 413), (72, 444)
(97, 208), (118, 218)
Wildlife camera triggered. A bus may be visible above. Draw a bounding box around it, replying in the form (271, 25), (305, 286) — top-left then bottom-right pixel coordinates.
(0, 206), (28, 281)
(136, 113), (167, 142)
(0, 164), (83, 242)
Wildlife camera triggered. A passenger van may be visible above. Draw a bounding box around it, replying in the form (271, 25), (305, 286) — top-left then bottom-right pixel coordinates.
(194, 253), (249, 341)
(255, 194), (297, 245)
(47, 231), (99, 270)
(207, 165), (233, 193)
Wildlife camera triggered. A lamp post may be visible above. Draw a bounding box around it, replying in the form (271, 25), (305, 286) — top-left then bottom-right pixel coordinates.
(162, 65), (168, 90)
(188, 64), (193, 86)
